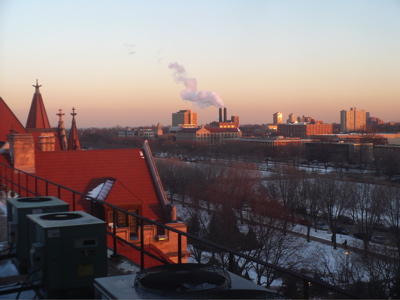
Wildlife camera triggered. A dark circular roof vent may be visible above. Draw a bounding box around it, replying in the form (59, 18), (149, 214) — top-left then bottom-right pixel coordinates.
(17, 197), (53, 202)
(134, 264), (231, 295)
(40, 213), (82, 221)
(196, 289), (285, 299)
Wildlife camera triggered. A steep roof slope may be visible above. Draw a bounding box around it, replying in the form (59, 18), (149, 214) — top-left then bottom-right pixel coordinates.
(26, 80), (51, 129)
(34, 148), (166, 223)
(0, 97), (27, 142)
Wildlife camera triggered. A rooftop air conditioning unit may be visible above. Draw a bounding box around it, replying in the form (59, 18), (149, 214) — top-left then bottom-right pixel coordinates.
(94, 263), (283, 299)
(6, 196), (69, 271)
(27, 211), (107, 299)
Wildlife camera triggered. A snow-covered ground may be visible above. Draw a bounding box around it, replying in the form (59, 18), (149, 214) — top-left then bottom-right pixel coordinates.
(174, 199), (397, 291)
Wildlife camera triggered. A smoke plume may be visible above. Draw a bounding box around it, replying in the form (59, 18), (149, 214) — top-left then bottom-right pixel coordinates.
(168, 62), (225, 108)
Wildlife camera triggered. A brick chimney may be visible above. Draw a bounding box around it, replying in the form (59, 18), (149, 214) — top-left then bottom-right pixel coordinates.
(39, 132), (55, 151)
(9, 134), (35, 173)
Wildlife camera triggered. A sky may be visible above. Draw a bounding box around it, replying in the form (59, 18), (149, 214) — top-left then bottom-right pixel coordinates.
(1, 0), (400, 128)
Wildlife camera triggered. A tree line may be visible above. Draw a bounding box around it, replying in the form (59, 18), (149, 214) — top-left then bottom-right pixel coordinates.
(79, 126), (400, 180)
(156, 158), (400, 299)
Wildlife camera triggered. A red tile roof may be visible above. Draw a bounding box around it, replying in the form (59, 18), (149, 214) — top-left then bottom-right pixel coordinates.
(0, 97), (27, 142)
(34, 149), (166, 223)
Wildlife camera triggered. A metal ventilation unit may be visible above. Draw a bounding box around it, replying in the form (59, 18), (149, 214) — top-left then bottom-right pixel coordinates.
(6, 196), (69, 271)
(27, 211), (107, 299)
(94, 263), (283, 299)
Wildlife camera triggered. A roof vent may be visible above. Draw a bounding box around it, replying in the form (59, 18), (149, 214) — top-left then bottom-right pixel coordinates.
(134, 264), (231, 296)
(195, 289), (285, 299)
(40, 212), (83, 221)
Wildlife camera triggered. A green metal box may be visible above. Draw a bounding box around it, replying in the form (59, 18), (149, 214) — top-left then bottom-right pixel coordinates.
(27, 211), (107, 297)
(6, 196), (69, 271)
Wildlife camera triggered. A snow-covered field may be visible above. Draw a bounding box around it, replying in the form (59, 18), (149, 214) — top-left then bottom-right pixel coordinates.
(174, 199), (396, 291)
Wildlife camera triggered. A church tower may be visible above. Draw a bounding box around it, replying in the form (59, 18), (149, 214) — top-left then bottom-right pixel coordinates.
(67, 107), (81, 150)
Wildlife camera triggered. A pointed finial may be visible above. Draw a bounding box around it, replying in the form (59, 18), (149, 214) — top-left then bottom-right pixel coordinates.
(33, 79), (42, 94)
(57, 109), (65, 120)
(71, 107), (77, 123)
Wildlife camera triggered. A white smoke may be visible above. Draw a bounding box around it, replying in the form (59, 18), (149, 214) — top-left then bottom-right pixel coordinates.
(168, 62), (225, 108)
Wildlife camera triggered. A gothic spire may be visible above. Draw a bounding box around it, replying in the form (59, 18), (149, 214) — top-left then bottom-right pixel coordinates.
(57, 109), (68, 150)
(67, 107), (81, 150)
(26, 79), (51, 129)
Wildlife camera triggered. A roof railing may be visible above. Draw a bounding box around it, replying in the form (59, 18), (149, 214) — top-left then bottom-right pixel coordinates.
(0, 162), (360, 299)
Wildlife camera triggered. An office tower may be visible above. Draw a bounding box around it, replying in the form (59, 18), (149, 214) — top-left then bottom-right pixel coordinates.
(287, 113), (296, 124)
(172, 110), (198, 127)
(340, 107), (366, 133)
(273, 112), (282, 125)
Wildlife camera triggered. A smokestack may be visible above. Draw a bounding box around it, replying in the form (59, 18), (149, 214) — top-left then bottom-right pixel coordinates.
(224, 107), (227, 122)
(219, 108), (222, 122)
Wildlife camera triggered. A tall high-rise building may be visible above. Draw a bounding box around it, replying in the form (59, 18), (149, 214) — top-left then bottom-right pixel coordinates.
(172, 109), (197, 127)
(273, 112), (282, 125)
(287, 113), (296, 124)
(340, 107), (366, 133)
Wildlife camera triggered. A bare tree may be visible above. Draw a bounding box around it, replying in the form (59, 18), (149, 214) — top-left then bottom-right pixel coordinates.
(267, 166), (302, 235)
(244, 196), (308, 288)
(348, 183), (386, 253)
(319, 176), (351, 249)
(360, 245), (399, 298)
(295, 173), (321, 242)
(384, 185), (400, 297)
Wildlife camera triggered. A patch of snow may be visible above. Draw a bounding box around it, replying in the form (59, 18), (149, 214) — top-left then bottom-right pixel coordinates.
(0, 260), (18, 278)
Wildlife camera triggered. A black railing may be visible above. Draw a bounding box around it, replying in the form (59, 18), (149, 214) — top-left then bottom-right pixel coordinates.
(0, 162), (360, 299)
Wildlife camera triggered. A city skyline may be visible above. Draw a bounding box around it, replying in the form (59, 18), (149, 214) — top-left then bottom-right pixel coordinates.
(1, 0), (399, 128)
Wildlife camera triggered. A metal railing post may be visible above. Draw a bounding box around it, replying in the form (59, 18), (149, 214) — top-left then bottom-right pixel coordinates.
(90, 198), (94, 215)
(178, 233), (182, 264)
(35, 177), (38, 196)
(17, 172), (21, 196)
(72, 192), (76, 211)
(25, 174), (29, 197)
(303, 279), (310, 299)
(140, 218), (145, 270)
(228, 252), (234, 273)
(112, 208), (118, 257)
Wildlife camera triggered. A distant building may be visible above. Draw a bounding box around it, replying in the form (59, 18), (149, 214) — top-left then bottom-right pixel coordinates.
(118, 124), (163, 139)
(304, 142), (374, 164)
(208, 107), (239, 128)
(287, 113), (296, 124)
(172, 109), (197, 127)
(176, 125), (241, 145)
(378, 122), (400, 133)
(228, 136), (311, 147)
(340, 107), (366, 133)
(273, 112), (282, 125)
(277, 123), (333, 138)
(297, 115), (313, 123)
